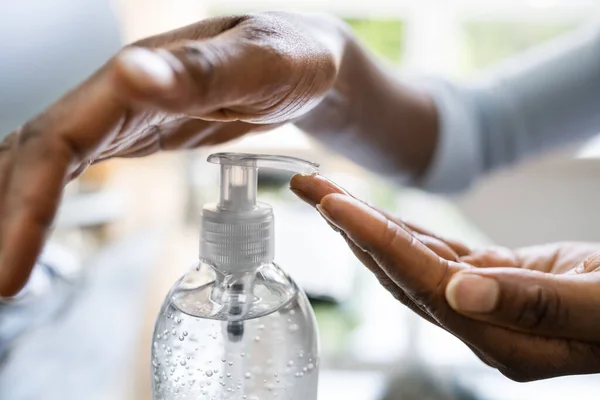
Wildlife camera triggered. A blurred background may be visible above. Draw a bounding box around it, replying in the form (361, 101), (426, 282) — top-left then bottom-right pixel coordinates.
(2, 0), (600, 399)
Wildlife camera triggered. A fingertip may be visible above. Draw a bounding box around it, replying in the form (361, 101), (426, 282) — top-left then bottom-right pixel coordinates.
(113, 47), (177, 97)
(290, 173), (345, 193)
(290, 174), (348, 207)
(289, 173), (317, 191)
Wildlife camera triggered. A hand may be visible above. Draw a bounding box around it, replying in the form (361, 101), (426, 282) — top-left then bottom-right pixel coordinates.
(0, 12), (346, 296)
(290, 173), (600, 382)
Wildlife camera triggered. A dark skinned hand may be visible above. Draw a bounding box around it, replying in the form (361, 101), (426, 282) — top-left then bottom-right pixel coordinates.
(0, 12), (345, 296)
(291, 173), (600, 382)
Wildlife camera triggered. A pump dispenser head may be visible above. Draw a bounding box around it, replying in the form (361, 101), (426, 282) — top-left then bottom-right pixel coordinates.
(200, 153), (319, 272)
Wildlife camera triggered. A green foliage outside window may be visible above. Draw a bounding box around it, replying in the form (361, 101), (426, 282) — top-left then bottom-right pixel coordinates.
(345, 19), (404, 64)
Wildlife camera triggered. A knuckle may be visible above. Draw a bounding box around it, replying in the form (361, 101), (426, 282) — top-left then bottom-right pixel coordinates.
(514, 283), (565, 330)
(0, 130), (19, 153)
(181, 41), (218, 78)
(19, 120), (44, 146)
(379, 219), (402, 252)
(368, 220), (402, 267)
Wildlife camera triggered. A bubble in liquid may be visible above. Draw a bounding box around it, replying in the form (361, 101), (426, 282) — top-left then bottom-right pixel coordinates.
(289, 324), (299, 332)
(176, 318), (182, 323)
(245, 373), (252, 379)
(258, 324), (265, 330)
(179, 335), (185, 341)
(171, 329), (176, 336)
(161, 344), (166, 350)
(183, 331), (188, 336)
(205, 370), (213, 377)
(298, 351), (304, 359)
(302, 367), (307, 372)
(226, 373), (231, 378)
(221, 359), (226, 363)
(287, 361), (294, 367)
(274, 373), (278, 377)
(180, 360), (187, 366)
(170, 367), (175, 373)
(307, 363), (315, 370)
(254, 336), (261, 342)
(228, 361), (234, 366)
(213, 369), (218, 373)
(241, 353), (246, 357)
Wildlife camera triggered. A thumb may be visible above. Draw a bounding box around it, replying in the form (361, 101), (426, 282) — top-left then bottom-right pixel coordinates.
(445, 268), (600, 342)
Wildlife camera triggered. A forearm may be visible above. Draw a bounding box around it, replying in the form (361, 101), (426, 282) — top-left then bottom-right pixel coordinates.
(299, 22), (600, 194)
(295, 28), (439, 184)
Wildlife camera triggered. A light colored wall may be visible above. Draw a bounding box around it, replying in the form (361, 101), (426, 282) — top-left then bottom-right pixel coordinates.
(457, 149), (600, 247)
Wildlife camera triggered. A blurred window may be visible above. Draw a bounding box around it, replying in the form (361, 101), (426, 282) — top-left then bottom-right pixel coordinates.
(344, 19), (404, 64)
(462, 20), (578, 73)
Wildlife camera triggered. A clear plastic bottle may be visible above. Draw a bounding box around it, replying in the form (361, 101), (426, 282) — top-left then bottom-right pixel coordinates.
(151, 153), (320, 400)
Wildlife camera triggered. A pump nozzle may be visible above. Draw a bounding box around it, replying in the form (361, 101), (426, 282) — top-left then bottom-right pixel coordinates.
(200, 153), (319, 272)
(207, 153), (319, 212)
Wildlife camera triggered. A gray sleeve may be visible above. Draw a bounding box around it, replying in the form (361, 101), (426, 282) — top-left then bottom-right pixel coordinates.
(420, 23), (600, 193)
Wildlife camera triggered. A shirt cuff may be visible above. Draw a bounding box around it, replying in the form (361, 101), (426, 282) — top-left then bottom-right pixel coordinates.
(416, 79), (482, 194)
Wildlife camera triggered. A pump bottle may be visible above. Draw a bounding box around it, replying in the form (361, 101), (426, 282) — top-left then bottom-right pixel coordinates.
(151, 153), (320, 400)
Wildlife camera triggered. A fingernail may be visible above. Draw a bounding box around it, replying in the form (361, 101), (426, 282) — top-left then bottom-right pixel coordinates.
(446, 274), (499, 313)
(117, 47), (176, 93)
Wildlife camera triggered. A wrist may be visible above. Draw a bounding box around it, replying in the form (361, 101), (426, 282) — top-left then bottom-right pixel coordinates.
(297, 25), (440, 182)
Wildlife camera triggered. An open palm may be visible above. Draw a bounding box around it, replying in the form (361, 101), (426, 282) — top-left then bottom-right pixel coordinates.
(290, 173), (600, 382)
